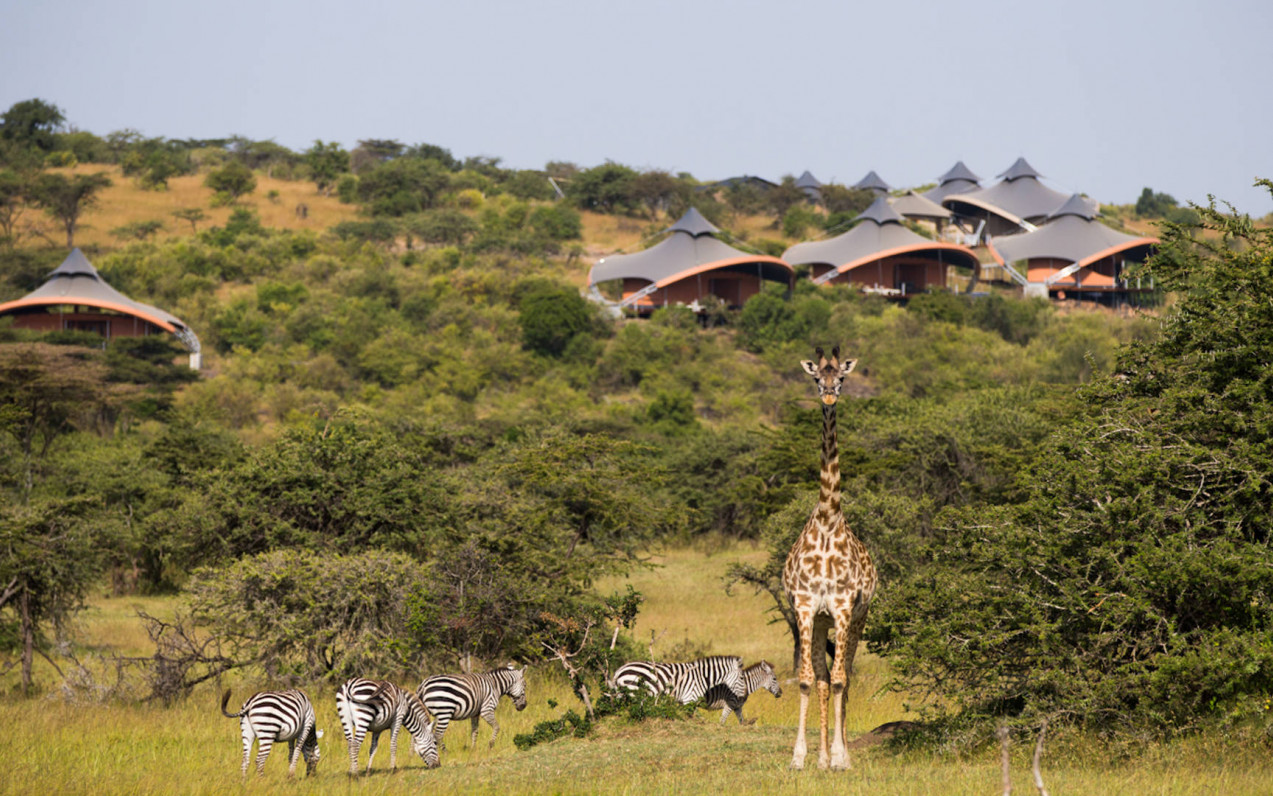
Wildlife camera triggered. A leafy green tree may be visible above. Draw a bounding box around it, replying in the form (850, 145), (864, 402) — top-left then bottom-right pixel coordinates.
(168, 412), (448, 565)
(519, 284), (595, 357)
(171, 207), (207, 233)
(0, 99), (65, 152)
(0, 168), (28, 244)
(203, 160), (256, 205)
(356, 158), (449, 216)
(110, 219), (164, 241)
(188, 549), (431, 680)
(404, 142), (460, 170)
(405, 208), (478, 246)
(0, 343), (112, 501)
(304, 139), (349, 195)
(28, 171), (112, 247)
(1135, 186), (1178, 218)
(0, 497), (102, 692)
(568, 162), (639, 213)
(869, 182), (1273, 737)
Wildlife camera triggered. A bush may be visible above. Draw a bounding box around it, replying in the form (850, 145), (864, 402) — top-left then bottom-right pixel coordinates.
(519, 284), (596, 357)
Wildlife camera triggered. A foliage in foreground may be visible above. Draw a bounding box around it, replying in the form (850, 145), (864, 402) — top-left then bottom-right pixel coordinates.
(513, 688), (697, 750)
(869, 183), (1273, 738)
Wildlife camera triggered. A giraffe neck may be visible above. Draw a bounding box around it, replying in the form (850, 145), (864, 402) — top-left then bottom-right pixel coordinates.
(816, 401), (841, 518)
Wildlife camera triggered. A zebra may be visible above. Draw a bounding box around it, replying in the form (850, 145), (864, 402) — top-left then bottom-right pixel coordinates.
(417, 664), (527, 748)
(702, 660), (783, 725)
(220, 688), (324, 777)
(335, 678), (439, 774)
(610, 655), (746, 705)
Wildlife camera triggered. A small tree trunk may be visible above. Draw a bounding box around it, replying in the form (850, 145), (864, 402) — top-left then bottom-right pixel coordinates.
(998, 725), (1012, 795)
(19, 588), (34, 693)
(1031, 719), (1050, 796)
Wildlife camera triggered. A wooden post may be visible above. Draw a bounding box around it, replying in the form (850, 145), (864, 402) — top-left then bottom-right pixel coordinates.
(998, 725), (1012, 795)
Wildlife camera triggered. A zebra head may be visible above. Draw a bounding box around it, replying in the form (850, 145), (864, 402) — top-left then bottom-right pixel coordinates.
(413, 721), (440, 769)
(755, 661), (782, 698)
(302, 728), (324, 776)
(506, 665), (528, 711)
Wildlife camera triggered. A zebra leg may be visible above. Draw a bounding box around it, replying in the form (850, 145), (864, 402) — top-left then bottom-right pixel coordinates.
(485, 712), (501, 748)
(366, 731), (381, 774)
(432, 713), (450, 750)
(348, 727), (366, 775)
(388, 718), (400, 771)
(287, 735), (303, 777)
(470, 716), (481, 748)
(719, 705), (731, 725)
(255, 737), (274, 776)
(239, 728), (254, 778)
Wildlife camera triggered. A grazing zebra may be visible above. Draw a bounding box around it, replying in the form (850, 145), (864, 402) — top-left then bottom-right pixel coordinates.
(336, 678), (439, 774)
(703, 660), (783, 725)
(220, 688), (324, 777)
(611, 655), (746, 705)
(417, 665), (527, 748)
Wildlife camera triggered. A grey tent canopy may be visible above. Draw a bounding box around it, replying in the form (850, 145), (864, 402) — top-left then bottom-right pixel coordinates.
(891, 190), (953, 222)
(588, 208), (792, 308)
(987, 194), (1158, 286)
(783, 196), (978, 282)
(922, 161), (982, 203)
(851, 170), (891, 193)
(941, 157), (1088, 230)
(794, 171), (822, 190)
(0, 248), (201, 357)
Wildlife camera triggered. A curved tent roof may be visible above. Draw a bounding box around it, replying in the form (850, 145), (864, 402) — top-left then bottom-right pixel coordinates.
(941, 158), (1088, 227)
(0, 249), (199, 351)
(987, 194), (1157, 269)
(783, 196), (979, 277)
(921, 160), (982, 203)
(851, 170), (891, 193)
(891, 190), (952, 221)
(589, 208), (792, 289)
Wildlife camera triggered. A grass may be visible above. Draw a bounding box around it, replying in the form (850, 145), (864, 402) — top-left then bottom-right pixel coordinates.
(36, 164), (360, 251)
(3, 545), (1273, 794)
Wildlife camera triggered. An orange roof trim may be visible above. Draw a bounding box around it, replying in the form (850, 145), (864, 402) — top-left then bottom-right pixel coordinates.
(0, 296), (179, 333)
(833, 242), (980, 275)
(650, 255), (793, 289)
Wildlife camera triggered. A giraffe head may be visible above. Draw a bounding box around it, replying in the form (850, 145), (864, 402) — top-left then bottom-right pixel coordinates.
(800, 346), (857, 406)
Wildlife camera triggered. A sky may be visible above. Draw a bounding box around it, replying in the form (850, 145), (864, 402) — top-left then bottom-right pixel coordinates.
(3, 0), (1270, 214)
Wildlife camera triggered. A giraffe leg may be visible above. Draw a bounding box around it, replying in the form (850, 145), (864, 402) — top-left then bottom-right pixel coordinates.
(791, 607), (815, 769)
(829, 601), (853, 770)
(813, 614), (833, 770)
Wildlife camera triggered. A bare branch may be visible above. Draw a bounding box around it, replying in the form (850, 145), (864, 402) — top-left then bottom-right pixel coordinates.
(1032, 718), (1050, 796)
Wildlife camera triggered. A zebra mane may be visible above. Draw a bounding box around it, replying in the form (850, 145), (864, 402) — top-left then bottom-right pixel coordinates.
(744, 660), (774, 673)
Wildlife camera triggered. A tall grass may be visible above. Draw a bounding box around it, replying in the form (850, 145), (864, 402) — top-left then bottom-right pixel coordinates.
(3, 545), (1271, 795)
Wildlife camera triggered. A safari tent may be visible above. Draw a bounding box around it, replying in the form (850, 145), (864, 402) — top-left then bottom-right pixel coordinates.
(0, 248), (202, 368)
(587, 208), (793, 314)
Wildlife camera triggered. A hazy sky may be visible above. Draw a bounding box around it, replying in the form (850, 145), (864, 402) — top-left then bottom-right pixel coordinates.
(3, 0), (1270, 214)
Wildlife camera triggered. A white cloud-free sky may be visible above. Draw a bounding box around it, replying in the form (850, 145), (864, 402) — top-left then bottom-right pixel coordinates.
(3, 0), (1270, 213)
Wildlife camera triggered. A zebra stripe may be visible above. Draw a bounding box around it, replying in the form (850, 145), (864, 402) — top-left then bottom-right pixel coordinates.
(336, 678), (439, 773)
(703, 660), (783, 725)
(612, 655), (745, 705)
(417, 665), (527, 748)
(220, 688), (323, 777)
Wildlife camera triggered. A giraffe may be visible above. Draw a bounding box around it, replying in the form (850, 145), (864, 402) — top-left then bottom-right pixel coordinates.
(782, 345), (878, 770)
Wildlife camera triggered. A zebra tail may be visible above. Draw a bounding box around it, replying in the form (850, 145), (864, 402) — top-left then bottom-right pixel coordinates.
(220, 689), (241, 719)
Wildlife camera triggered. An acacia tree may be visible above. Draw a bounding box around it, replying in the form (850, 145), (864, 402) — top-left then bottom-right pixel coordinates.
(0, 496), (102, 693)
(204, 160), (256, 205)
(28, 171), (112, 247)
(0, 343), (112, 502)
(304, 140), (349, 196)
